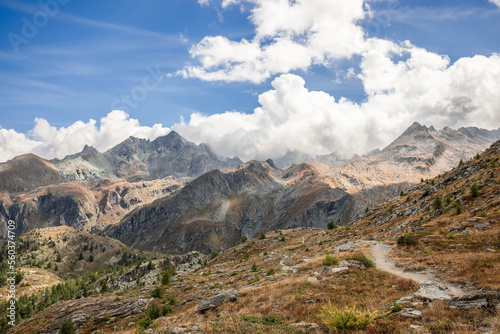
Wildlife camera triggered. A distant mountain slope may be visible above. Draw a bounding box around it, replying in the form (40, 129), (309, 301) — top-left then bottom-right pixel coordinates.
(0, 177), (187, 238)
(103, 160), (359, 254)
(313, 122), (500, 194)
(0, 154), (62, 193)
(0, 132), (240, 238)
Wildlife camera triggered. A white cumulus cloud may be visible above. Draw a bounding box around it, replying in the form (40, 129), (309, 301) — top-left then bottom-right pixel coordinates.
(172, 41), (500, 161)
(178, 0), (367, 83)
(490, 0), (500, 8)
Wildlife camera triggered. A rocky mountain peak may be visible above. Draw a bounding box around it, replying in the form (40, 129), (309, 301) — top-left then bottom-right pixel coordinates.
(80, 144), (101, 160)
(401, 122), (429, 136)
(151, 131), (188, 150)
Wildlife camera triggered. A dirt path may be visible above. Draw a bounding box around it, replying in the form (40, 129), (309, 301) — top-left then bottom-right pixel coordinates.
(369, 242), (466, 298)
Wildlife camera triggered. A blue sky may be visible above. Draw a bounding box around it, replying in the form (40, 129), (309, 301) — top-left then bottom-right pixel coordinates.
(0, 0), (499, 162)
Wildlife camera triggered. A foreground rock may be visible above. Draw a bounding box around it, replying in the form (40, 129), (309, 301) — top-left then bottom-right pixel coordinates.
(337, 260), (366, 269)
(197, 289), (242, 313)
(448, 291), (500, 311)
(414, 282), (455, 301)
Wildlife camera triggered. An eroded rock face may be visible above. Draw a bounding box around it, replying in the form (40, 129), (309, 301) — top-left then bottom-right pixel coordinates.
(414, 283), (454, 301)
(15, 297), (153, 334)
(197, 289), (242, 313)
(448, 291), (500, 311)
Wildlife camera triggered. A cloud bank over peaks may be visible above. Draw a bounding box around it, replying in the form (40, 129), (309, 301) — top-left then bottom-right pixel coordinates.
(0, 111), (170, 163)
(172, 40), (500, 161)
(2, 40), (499, 164)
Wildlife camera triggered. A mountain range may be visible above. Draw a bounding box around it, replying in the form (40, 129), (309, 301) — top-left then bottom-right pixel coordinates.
(1, 123), (499, 254)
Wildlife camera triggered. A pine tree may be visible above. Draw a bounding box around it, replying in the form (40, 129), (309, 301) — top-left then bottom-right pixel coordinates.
(59, 317), (76, 334)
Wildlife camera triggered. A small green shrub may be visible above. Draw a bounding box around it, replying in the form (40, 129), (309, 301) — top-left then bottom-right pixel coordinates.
(137, 316), (152, 331)
(327, 220), (336, 230)
(397, 234), (418, 247)
(59, 317), (76, 334)
(251, 263), (258, 272)
(259, 233), (266, 240)
(162, 304), (172, 316)
(349, 253), (375, 268)
(209, 251), (220, 260)
(151, 286), (163, 298)
(240, 235), (248, 243)
(148, 303), (161, 320)
(456, 205), (463, 215)
(470, 182), (479, 198)
(266, 268), (275, 276)
(432, 196), (442, 210)
(322, 254), (340, 266)
(168, 295), (177, 305)
(320, 303), (377, 331)
(390, 301), (403, 313)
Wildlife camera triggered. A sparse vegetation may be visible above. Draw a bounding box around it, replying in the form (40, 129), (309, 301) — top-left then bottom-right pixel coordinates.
(327, 220), (336, 230)
(470, 182), (479, 198)
(397, 234), (418, 246)
(432, 196), (443, 210)
(151, 286), (163, 298)
(320, 303), (377, 331)
(241, 315), (283, 325)
(59, 317), (76, 334)
(322, 254), (340, 266)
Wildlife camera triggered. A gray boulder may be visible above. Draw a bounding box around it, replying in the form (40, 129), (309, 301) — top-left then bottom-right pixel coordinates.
(337, 260), (366, 269)
(448, 291), (500, 311)
(197, 289), (241, 313)
(414, 282), (453, 301)
(398, 309), (422, 319)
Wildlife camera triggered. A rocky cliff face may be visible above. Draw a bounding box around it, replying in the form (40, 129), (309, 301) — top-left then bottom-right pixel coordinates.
(0, 177), (188, 238)
(55, 131), (242, 184)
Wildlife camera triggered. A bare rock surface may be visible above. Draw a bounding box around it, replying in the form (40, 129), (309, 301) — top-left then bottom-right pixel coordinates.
(197, 289), (242, 313)
(16, 297), (153, 334)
